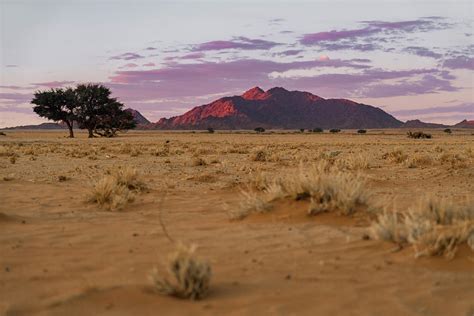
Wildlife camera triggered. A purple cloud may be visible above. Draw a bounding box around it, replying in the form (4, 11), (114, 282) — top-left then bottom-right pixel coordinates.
(143, 62), (156, 67)
(403, 46), (442, 58)
(145, 47), (157, 50)
(180, 52), (205, 60)
(301, 18), (450, 47)
(120, 63), (139, 68)
(5, 65), (18, 68)
(193, 37), (281, 51)
(275, 49), (303, 56)
(31, 81), (75, 88)
(391, 102), (474, 116)
(443, 56), (474, 70)
(110, 58), (370, 84)
(109, 52), (144, 60)
(0, 92), (32, 104)
(357, 74), (457, 98)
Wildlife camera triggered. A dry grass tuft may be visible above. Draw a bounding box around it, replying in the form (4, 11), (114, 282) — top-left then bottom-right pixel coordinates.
(371, 197), (474, 258)
(405, 153), (433, 168)
(382, 148), (408, 164)
(149, 243), (211, 300)
(191, 157), (207, 166)
(113, 166), (147, 191)
(88, 167), (145, 210)
(88, 176), (135, 210)
(251, 150), (267, 162)
(232, 161), (369, 219)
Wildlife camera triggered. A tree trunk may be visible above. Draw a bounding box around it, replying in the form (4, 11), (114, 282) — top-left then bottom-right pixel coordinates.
(88, 128), (94, 138)
(65, 120), (74, 138)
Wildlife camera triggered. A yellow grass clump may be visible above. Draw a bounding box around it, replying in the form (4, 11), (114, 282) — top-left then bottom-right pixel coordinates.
(371, 197), (474, 258)
(149, 243), (211, 300)
(88, 167), (145, 210)
(231, 161), (369, 219)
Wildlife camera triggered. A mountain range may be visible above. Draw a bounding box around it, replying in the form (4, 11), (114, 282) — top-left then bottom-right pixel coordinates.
(2, 87), (473, 130)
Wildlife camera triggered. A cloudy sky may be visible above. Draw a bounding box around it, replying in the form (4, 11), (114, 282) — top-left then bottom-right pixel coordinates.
(1, 0), (473, 127)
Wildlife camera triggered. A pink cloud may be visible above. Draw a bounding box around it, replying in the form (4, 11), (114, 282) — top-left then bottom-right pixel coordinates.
(143, 62), (156, 67)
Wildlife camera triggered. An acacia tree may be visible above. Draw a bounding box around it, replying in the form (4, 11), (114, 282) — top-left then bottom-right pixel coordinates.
(93, 101), (136, 137)
(74, 84), (134, 137)
(31, 88), (77, 137)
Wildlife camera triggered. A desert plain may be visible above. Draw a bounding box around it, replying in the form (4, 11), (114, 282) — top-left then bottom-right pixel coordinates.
(0, 129), (473, 316)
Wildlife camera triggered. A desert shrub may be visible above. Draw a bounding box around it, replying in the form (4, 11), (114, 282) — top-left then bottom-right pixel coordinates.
(405, 153), (433, 168)
(437, 152), (468, 169)
(0, 132), (6, 136)
(192, 157), (207, 166)
(88, 176), (135, 210)
(254, 127), (265, 133)
(149, 243), (211, 300)
(407, 131), (432, 139)
(113, 167), (147, 191)
(233, 161), (369, 219)
(357, 129), (367, 134)
(152, 144), (170, 157)
(88, 167), (145, 210)
(371, 197), (474, 258)
(0, 146), (16, 157)
(339, 153), (370, 170)
(299, 128), (305, 133)
(312, 128), (323, 133)
(443, 128), (452, 134)
(330, 129), (341, 133)
(207, 127), (215, 133)
(382, 148), (408, 164)
(251, 150), (267, 162)
(370, 209), (406, 243)
(229, 190), (273, 220)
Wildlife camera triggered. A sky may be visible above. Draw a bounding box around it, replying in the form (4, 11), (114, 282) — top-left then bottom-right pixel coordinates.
(0, 0), (473, 127)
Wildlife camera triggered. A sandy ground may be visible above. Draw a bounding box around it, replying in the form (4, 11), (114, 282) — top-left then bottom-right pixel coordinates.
(0, 129), (473, 316)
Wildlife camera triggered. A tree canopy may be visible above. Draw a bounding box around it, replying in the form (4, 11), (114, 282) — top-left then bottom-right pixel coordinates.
(32, 87), (77, 137)
(31, 84), (135, 138)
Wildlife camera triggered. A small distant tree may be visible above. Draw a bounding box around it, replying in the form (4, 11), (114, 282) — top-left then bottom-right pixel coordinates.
(31, 88), (77, 138)
(300, 128), (305, 133)
(357, 129), (367, 134)
(207, 127), (215, 133)
(443, 128), (452, 134)
(312, 128), (323, 133)
(330, 128), (341, 133)
(254, 127), (265, 133)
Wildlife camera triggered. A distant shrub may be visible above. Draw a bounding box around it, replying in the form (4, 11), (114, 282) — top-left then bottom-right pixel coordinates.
(251, 150), (266, 162)
(330, 129), (341, 133)
(192, 157), (207, 166)
(0, 132), (6, 136)
(299, 128), (305, 133)
(443, 128), (452, 134)
(407, 131), (432, 139)
(207, 127), (215, 133)
(357, 129), (367, 134)
(312, 128), (323, 133)
(254, 127), (265, 133)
